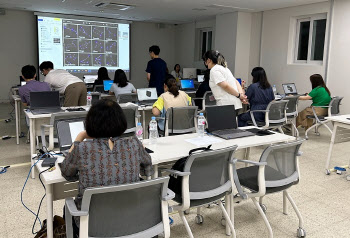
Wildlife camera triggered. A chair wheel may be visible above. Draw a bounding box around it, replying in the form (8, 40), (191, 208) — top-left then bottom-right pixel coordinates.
(325, 169), (331, 175)
(297, 228), (306, 237)
(195, 215), (204, 224)
(206, 204), (211, 208)
(260, 204), (267, 213)
(316, 132), (320, 136)
(347, 175), (350, 181)
(184, 210), (190, 215)
(221, 217), (226, 226)
(305, 136), (308, 140)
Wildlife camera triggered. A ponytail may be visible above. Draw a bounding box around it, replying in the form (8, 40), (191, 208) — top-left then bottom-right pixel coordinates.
(165, 76), (179, 97)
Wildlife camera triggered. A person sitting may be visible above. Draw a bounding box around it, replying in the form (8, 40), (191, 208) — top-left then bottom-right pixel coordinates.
(152, 75), (192, 131)
(195, 69), (211, 110)
(171, 64), (182, 82)
(18, 65), (51, 107)
(93, 67), (110, 87)
(60, 99), (153, 237)
(296, 74), (331, 130)
(109, 69), (136, 99)
(237, 67), (275, 127)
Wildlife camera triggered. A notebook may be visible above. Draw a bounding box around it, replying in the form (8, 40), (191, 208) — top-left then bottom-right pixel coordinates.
(30, 91), (63, 115)
(137, 88), (158, 106)
(282, 83), (298, 95)
(180, 79), (195, 91)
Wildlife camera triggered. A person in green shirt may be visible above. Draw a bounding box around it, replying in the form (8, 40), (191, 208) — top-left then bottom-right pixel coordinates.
(296, 74), (331, 130)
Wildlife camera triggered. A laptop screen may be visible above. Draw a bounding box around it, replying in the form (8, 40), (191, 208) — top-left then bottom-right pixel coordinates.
(282, 83), (297, 94)
(84, 75), (98, 84)
(180, 79), (195, 89)
(206, 105), (237, 132)
(57, 120), (85, 149)
(30, 91), (60, 109)
(197, 75), (204, 83)
(21, 81), (26, 86)
(137, 88), (158, 101)
(103, 80), (113, 91)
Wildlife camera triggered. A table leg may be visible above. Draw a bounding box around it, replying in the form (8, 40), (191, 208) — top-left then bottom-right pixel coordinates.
(143, 110), (146, 139)
(15, 100), (20, 145)
(225, 194), (231, 236)
(46, 184), (54, 238)
(18, 103), (21, 142)
(326, 123), (338, 172)
(30, 118), (36, 179)
(152, 164), (158, 179)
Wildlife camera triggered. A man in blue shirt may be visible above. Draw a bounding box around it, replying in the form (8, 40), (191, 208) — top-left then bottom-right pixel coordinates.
(146, 45), (167, 96)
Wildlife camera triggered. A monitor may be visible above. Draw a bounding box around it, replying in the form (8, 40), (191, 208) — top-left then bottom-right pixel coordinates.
(183, 68), (197, 79)
(103, 80), (113, 91)
(180, 79), (195, 90)
(282, 83), (297, 94)
(197, 75), (204, 83)
(137, 88), (158, 101)
(83, 75), (98, 84)
(206, 105), (237, 132)
(236, 78), (242, 85)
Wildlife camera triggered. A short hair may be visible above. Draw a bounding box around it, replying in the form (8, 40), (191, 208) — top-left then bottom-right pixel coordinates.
(85, 99), (127, 138)
(39, 61), (54, 71)
(149, 45), (160, 55)
(21, 65), (36, 80)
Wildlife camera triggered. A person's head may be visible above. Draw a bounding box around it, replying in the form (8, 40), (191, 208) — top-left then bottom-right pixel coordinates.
(149, 45), (160, 59)
(310, 74), (331, 96)
(204, 69), (210, 83)
(21, 65), (37, 81)
(202, 50), (226, 69)
(85, 99), (127, 138)
(164, 75), (179, 97)
(39, 61), (54, 76)
(251, 67), (271, 89)
(174, 64), (181, 73)
(113, 69), (128, 87)
(97, 67), (110, 80)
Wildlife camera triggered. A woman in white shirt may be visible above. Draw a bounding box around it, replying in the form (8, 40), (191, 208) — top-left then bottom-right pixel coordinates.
(170, 64), (182, 81)
(202, 50), (246, 110)
(109, 69), (136, 98)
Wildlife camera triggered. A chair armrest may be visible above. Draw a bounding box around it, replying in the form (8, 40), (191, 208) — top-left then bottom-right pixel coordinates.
(65, 198), (89, 217)
(41, 124), (53, 129)
(232, 159), (267, 166)
(249, 110), (269, 113)
(192, 97), (203, 100)
(161, 169), (191, 176)
(163, 188), (176, 201)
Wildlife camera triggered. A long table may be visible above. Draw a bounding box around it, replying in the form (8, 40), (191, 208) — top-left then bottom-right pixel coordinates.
(36, 131), (295, 238)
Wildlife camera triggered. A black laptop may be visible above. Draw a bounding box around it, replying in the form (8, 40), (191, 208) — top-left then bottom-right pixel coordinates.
(206, 105), (255, 140)
(180, 79), (195, 91)
(30, 91), (63, 115)
(57, 119), (85, 156)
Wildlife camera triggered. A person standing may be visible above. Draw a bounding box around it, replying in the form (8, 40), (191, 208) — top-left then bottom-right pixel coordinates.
(146, 45), (167, 96)
(39, 61), (87, 107)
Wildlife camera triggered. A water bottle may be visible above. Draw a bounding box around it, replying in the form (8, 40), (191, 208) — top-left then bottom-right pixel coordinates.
(272, 85), (277, 95)
(197, 113), (206, 137)
(136, 122), (143, 142)
(149, 117), (158, 144)
(87, 91), (92, 106)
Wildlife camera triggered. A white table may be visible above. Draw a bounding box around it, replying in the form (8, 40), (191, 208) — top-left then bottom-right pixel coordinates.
(36, 131), (295, 238)
(325, 115), (350, 174)
(12, 94), (22, 144)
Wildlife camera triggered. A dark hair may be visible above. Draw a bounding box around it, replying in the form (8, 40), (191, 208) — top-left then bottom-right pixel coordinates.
(202, 50), (227, 67)
(85, 99), (127, 138)
(149, 45), (160, 55)
(39, 61), (54, 71)
(21, 65), (36, 80)
(113, 69), (128, 88)
(204, 69), (210, 83)
(310, 74), (331, 96)
(251, 67), (271, 89)
(97, 67), (110, 81)
(165, 75), (179, 97)
(174, 64), (180, 71)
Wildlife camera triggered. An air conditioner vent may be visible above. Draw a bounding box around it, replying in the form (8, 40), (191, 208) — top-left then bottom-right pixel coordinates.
(94, 1), (135, 11)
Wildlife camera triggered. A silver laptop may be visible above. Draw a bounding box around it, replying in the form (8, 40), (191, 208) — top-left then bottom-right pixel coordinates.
(30, 91), (63, 115)
(137, 88), (158, 106)
(282, 83), (298, 95)
(57, 119), (85, 156)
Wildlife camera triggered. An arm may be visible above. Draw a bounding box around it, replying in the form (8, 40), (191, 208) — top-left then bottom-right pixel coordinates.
(147, 73), (151, 82)
(152, 97), (163, 116)
(217, 81), (246, 100)
(135, 139), (154, 177)
(152, 107), (161, 116)
(60, 142), (80, 181)
(299, 95), (312, 100)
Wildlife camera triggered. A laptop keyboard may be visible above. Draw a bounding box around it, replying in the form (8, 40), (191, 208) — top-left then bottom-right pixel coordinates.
(213, 129), (245, 135)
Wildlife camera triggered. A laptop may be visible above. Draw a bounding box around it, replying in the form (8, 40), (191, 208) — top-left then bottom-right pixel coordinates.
(103, 80), (114, 91)
(21, 81), (26, 86)
(83, 75), (98, 84)
(206, 105), (255, 140)
(197, 75), (204, 83)
(57, 119), (85, 156)
(137, 88), (158, 106)
(180, 79), (195, 91)
(30, 91), (63, 115)
(282, 83), (298, 95)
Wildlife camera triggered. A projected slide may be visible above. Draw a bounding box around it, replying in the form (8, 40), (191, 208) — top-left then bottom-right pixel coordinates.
(38, 16), (130, 73)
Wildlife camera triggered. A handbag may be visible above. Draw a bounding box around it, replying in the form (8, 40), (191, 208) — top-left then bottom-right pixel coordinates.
(34, 216), (66, 238)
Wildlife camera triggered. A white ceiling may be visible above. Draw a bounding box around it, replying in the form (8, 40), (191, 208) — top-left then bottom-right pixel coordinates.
(0, 0), (328, 24)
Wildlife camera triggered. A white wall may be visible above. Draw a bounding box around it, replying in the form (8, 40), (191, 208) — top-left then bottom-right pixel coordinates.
(249, 12), (263, 76)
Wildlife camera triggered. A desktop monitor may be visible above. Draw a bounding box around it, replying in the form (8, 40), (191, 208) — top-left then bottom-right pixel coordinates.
(103, 80), (113, 91)
(84, 75), (98, 84)
(180, 79), (195, 90)
(183, 68), (197, 79)
(197, 75), (204, 83)
(137, 88), (158, 101)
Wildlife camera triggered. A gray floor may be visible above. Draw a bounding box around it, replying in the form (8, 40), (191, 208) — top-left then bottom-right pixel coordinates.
(1, 102), (350, 238)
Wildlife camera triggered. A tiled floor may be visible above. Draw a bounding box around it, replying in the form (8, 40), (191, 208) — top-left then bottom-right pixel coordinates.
(1, 102), (350, 238)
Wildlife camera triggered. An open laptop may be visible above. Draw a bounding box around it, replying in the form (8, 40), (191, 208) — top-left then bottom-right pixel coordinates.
(57, 119), (85, 156)
(197, 75), (204, 83)
(83, 75), (98, 84)
(30, 91), (63, 115)
(282, 83), (298, 95)
(206, 105), (255, 140)
(180, 79), (195, 91)
(137, 88), (158, 106)
(103, 80), (114, 91)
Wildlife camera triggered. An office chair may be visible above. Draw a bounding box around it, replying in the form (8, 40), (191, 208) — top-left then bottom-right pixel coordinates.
(284, 95), (300, 138)
(93, 85), (104, 93)
(116, 93), (138, 104)
(232, 139), (306, 238)
(90, 92), (101, 105)
(120, 105), (141, 135)
(65, 177), (174, 238)
(162, 146), (238, 238)
(192, 91), (216, 113)
(305, 96), (343, 139)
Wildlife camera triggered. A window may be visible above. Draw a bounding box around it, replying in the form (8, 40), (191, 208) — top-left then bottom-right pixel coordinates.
(200, 28), (213, 59)
(295, 14), (327, 63)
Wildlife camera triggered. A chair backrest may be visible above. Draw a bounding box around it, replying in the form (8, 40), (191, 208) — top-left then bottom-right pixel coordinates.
(117, 93), (138, 104)
(266, 100), (288, 125)
(183, 146), (237, 200)
(329, 96), (343, 116)
(90, 92), (101, 105)
(121, 105), (139, 134)
(259, 139), (304, 188)
(203, 91), (216, 110)
(164, 106), (198, 136)
(93, 85), (104, 93)
(80, 177), (169, 238)
(50, 111), (88, 128)
(284, 95), (300, 118)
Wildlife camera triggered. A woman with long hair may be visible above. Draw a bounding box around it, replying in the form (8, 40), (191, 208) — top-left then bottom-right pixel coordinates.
(93, 67), (110, 86)
(296, 74), (331, 130)
(238, 67), (275, 127)
(171, 64), (182, 81)
(109, 69), (136, 98)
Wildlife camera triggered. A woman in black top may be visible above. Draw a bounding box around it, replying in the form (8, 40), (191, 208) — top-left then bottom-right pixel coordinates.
(93, 67), (110, 86)
(195, 69), (211, 109)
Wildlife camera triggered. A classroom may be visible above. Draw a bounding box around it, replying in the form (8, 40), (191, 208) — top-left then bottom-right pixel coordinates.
(1, 0), (350, 237)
